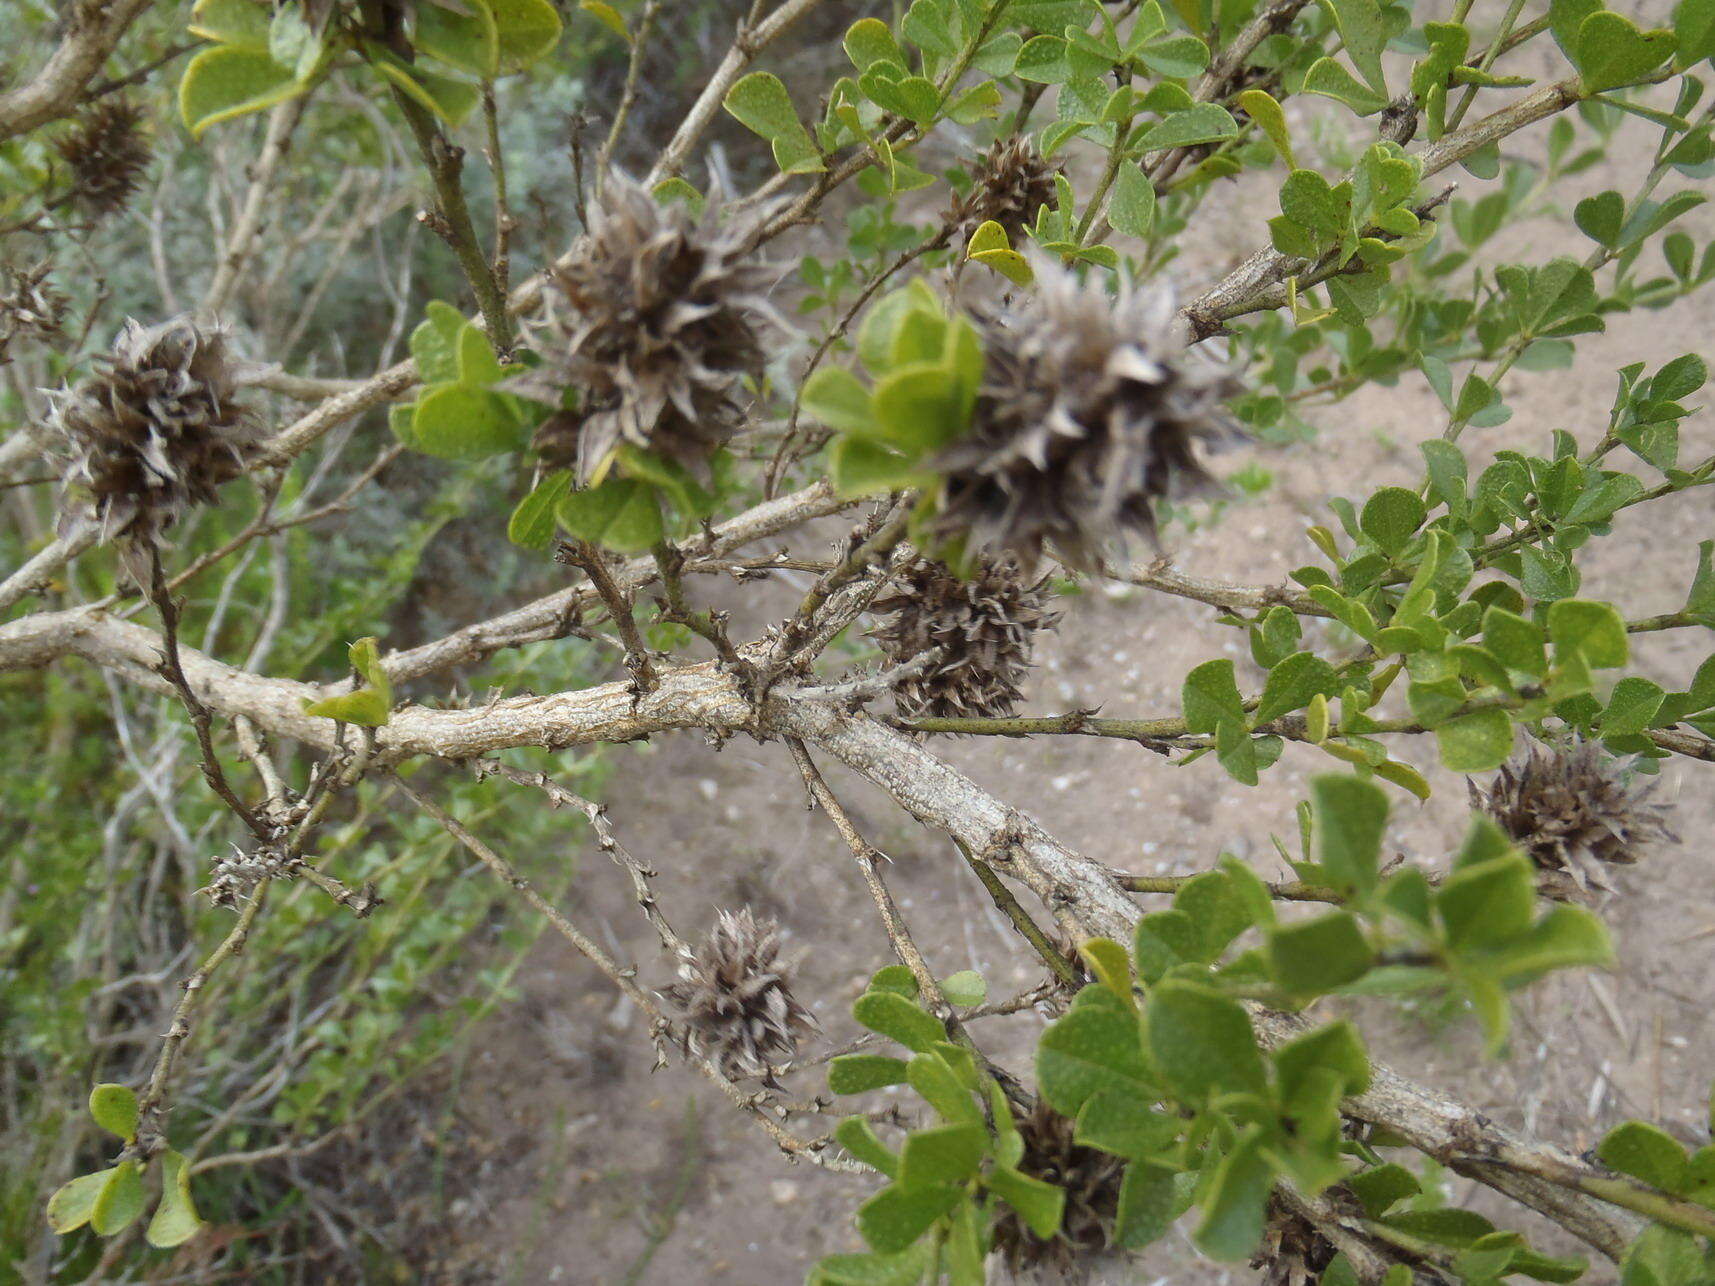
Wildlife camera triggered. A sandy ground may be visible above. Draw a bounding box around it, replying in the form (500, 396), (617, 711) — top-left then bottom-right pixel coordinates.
(427, 86), (1715, 1286)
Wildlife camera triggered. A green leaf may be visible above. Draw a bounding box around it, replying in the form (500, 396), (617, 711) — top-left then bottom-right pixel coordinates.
(1486, 904), (1613, 981)
(844, 18), (905, 69)
(810, 1244), (935, 1286)
(1600, 677), (1666, 737)
(1238, 88), (1294, 166)
(579, 0), (628, 41)
(556, 477), (664, 553)
(829, 1054), (912, 1094)
(1575, 190), (1626, 247)
(410, 301), (465, 382)
(47, 1168), (115, 1234)
(89, 1084), (139, 1141)
(1599, 1121), (1690, 1191)
(1348, 1163), (1421, 1217)
(1036, 989), (1155, 1116)
(1137, 104), (1239, 151)
(1254, 652), (1338, 725)
(1182, 658), (1245, 733)
(1435, 707), (1514, 772)
(1109, 161), (1156, 238)
(1483, 607), (1548, 676)
(914, 968), (978, 1013)
(1273, 1020), (1371, 1105)
(1577, 12), (1676, 93)
(1303, 56), (1390, 115)
(1267, 911), (1374, 995)
(872, 363), (967, 452)
(1145, 981), (1266, 1102)
(489, 0), (563, 71)
(856, 1181), (964, 1254)
(1279, 168), (1347, 238)
(852, 990), (945, 1053)
(146, 1151), (202, 1249)
(1360, 487), (1426, 556)
(1437, 854), (1536, 952)
(1548, 599), (1629, 669)
(412, 384), (523, 460)
(508, 471), (573, 549)
(901, 1123), (988, 1187)
(1194, 1128), (1272, 1261)
(91, 1161), (146, 1236)
(829, 437), (928, 497)
(988, 1165), (1065, 1238)
(836, 1117), (901, 1177)
(1114, 1161), (1181, 1248)
(416, 0), (499, 77)
(179, 46), (300, 137)
(456, 323), (505, 386)
(724, 72), (820, 171)
(189, 0), (270, 49)
(1309, 775), (1389, 895)
(1173, 870), (1257, 960)
(1677, 0), (1715, 63)
(1074, 1093), (1181, 1160)
(369, 51), (480, 126)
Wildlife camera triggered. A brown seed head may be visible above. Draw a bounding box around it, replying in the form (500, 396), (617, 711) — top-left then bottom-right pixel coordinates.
(49, 318), (260, 544)
(661, 908), (817, 1081)
(870, 556), (1058, 720)
(930, 257), (1238, 572)
(991, 1101), (1125, 1281)
(1472, 739), (1675, 902)
(532, 174), (787, 480)
(950, 136), (1061, 245)
(55, 100), (152, 220)
(0, 263), (67, 362)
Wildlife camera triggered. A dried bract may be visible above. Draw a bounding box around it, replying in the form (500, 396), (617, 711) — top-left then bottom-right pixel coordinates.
(532, 174), (787, 480)
(1472, 739), (1675, 901)
(932, 258), (1237, 571)
(992, 1101), (1124, 1281)
(55, 100), (151, 219)
(200, 843), (299, 909)
(949, 136), (1061, 244)
(1252, 1198), (1342, 1286)
(661, 908), (816, 1081)
(870, 557), (1057, 720)
(0, 263), (67, 362)
(49, 318), (261, 545)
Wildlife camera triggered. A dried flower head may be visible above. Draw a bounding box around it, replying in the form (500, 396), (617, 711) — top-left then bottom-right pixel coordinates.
(991, 1101), (1124, 1281)
(661, 908), (816, 1080)
(1472, 740), (1675, 902)
(531, 174), (787, 480)
(930, 258), (1237, 571)
(950, 136), (1061, 244)
(0, 263), (67, 362)
(49, 317), (261, 544)
(1251, 1197), (1343, 1286)
(55, 100), (151, 219)
(869, 557), (1058, 720)
(199, 843), (300, 909)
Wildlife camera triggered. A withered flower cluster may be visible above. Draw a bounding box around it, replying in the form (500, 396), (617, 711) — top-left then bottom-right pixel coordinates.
(1472, 739), (1675, 902)
(661, 908), (816, 1081)
(0, 263), (67, 363)
(1252, 1197), (1343, 1286)
(532, 174), (785, 481)
(870, 556), (1058, 720)
(949, 135), (1061, 244)
(49, 318), (261, 545)
(991, 1101), (1125, 1281)
(55, 100), (152, 220)
(931, 258), (1236, 571)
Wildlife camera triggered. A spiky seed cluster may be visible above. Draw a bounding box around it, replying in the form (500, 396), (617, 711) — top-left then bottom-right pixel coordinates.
(1252, 1198), (1342, 1286)
(200, 843), (300, 909)
(949, 136), (1061, 244)
(532, 174), (785, 480)
(991, 1102), (1124, 1281)
(49, 317), (261, 543)
(55, 100), (151, 219)
(869, 557), (1057, 721)
(1472, 740), (1675, 902)
(931, 259), (1236, 571)
(0, 263), (67, 362)
(661, 908), (816, 1081)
